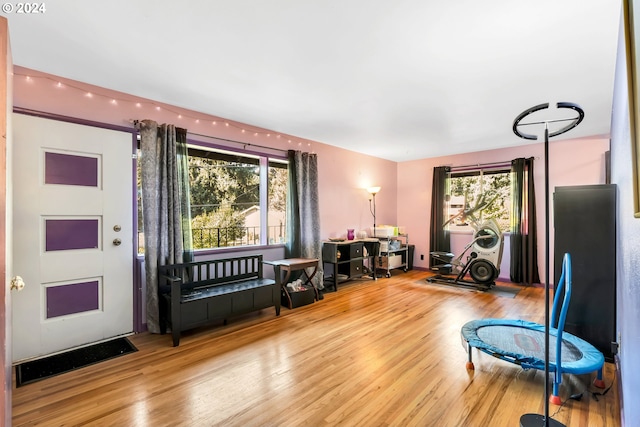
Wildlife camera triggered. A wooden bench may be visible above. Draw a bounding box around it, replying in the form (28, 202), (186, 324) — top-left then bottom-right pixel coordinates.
(158, 254), (280, 346)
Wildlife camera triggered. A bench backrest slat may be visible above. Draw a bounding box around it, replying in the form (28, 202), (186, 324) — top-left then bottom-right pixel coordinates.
(158, 254), (265, 293)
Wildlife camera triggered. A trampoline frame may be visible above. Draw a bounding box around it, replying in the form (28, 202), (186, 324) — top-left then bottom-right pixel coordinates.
(461, 253), (605, 404)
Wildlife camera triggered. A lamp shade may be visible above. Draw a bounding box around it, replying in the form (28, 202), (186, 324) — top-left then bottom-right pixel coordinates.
(367, 186), (381, 195)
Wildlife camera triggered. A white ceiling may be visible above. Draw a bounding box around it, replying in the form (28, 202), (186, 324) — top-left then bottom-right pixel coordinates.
(4, 0), (622, 162)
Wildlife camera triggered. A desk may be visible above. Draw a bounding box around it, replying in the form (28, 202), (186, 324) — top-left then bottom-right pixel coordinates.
(264, 258), (319, 309)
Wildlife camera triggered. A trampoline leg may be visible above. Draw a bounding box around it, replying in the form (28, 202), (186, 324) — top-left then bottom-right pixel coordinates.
(593, 368), (605, 389)
(550, 374), (562, 405)
(466, 347), (475, 370)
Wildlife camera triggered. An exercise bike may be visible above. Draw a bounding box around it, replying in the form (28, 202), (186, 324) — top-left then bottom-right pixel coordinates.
(428, 194), (504, 291)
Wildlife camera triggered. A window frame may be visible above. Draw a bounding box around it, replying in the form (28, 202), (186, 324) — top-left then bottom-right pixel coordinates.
(447, 167), (512, 234)
(136, 137), (288, 255)
(186, 139), (289, 252)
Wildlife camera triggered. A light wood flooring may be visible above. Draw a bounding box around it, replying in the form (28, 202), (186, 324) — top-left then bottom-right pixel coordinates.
(12, 270), (621, 426)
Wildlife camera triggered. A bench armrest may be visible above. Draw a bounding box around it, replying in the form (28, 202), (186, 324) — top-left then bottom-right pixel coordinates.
(158, 273), (182, 294)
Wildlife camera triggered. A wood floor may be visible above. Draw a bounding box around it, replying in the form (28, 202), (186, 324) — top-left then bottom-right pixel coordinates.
(12, 270), (621, 427)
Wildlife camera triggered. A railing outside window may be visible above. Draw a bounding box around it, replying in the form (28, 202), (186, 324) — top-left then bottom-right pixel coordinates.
(138, 222), (286, 253)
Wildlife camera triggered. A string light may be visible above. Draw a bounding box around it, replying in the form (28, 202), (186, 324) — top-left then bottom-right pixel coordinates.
(15, 71), (314, 152)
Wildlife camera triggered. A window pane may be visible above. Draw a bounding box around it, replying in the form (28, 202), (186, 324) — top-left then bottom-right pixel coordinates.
(189, 148), (260, 249)
(448, 170), (511, 233)
(268, 160), (288, 244)
(136, 144), (288, 253)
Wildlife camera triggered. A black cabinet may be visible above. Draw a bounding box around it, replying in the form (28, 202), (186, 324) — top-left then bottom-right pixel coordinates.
(322, 239), (379, 291)
(553, 184), (616, 361)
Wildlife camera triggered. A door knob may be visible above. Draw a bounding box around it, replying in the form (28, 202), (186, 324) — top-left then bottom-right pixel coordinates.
(113, 238), (122, 246)
(10, 276), (25, 291)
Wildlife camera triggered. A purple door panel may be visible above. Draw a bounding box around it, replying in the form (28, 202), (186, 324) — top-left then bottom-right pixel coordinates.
(45, 219), (100, 251)
(45, 151), (99, 187)
(46, 280), (100, 319)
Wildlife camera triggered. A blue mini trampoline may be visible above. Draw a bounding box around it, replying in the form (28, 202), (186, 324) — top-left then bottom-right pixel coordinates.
(461, 253), (605, 404)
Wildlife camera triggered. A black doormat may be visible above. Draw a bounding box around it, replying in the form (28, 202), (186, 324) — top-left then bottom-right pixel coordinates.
(15, 337), (137, 387)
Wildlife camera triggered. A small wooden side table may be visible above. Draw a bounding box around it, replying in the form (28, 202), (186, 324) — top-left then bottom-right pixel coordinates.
(264, 258), (320, 309)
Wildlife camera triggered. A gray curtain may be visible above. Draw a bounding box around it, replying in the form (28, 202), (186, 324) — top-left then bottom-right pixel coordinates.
(429, 166), (451, 269)
(139, 120), (193, 333)
(285, 150), (323, 289)
(510, 157), (540, 284)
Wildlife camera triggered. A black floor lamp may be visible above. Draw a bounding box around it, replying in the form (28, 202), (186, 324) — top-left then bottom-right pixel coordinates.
(368, 186), (381, 230)
(512, 102), (584, 427)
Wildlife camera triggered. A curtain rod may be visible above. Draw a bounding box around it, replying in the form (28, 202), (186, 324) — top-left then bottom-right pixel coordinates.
(131, 119), (289, 154)
(187, 131), (289, 154)
(448, 156), (536, 171)
(449, 160), (513, 171)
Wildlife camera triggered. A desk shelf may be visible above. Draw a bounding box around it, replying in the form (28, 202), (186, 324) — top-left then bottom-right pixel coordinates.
(322, 239), (379, 291)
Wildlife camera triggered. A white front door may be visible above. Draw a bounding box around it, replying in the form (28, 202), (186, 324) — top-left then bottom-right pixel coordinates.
(11, 114), (133, 362)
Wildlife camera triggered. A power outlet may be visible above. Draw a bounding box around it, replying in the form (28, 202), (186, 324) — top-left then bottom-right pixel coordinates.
(618, 332), (621, 353)
(611, 332), (621, 355)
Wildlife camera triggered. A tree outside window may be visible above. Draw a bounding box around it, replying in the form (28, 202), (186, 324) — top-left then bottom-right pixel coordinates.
(448, 170), (511, 233)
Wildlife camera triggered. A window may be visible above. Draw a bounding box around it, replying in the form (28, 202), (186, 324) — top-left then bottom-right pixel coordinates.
(268, 160), (288, 244)
(447, 168), (511, 233)
(137, 144), (288, 253)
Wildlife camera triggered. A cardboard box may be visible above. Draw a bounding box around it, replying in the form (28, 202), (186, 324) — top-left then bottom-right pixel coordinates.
(374, 227), (394, 237)
(375, 255), (403, 269)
